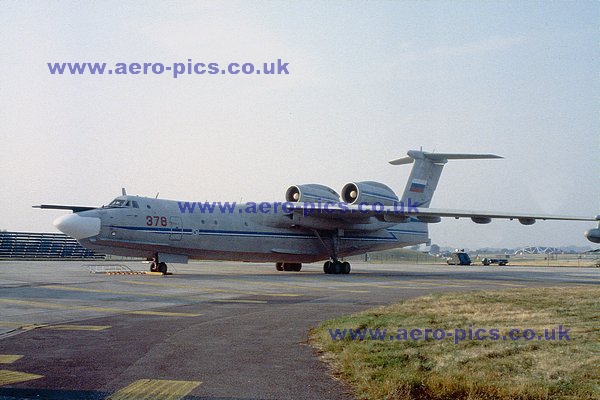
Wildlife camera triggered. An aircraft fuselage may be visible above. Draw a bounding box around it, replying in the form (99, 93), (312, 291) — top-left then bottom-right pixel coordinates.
(64, 195), (429, 263)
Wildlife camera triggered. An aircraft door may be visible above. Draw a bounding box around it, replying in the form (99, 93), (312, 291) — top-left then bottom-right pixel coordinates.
(169, 216), (183, 241)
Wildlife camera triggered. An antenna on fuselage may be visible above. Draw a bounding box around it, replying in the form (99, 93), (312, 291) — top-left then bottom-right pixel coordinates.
(122, 188), (127, 196)
(155, 192), (160, 199)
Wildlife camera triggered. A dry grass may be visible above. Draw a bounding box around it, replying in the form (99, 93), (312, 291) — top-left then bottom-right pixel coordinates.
(310, 286), (600, 399)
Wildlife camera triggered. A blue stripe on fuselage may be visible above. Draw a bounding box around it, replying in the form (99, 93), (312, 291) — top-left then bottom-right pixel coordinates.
(108, 225), (428, 242)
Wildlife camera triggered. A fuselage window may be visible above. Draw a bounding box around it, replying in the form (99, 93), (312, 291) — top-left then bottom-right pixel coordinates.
(132, 201), (139, 208)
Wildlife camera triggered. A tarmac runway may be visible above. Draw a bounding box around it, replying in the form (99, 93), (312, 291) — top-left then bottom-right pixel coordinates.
(0, 260), (597, 399)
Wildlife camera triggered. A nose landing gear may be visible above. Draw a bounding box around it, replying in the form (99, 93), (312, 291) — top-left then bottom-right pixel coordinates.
(149, 254), (168, 274)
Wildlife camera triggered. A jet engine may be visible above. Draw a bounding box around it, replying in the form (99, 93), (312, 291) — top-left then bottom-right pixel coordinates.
(585, 228), (600, 244)
(285, 184), (340, 203)
(341, 181), (398, 205)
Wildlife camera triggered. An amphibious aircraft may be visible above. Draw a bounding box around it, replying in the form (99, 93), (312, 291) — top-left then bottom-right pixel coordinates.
(36, 150), (599, 274)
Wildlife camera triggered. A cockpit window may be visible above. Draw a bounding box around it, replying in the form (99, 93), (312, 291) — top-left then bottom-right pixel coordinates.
(107, 199), (127, 208)
(105, 199), (140, 209)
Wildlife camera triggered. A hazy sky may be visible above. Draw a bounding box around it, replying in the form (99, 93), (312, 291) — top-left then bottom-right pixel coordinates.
(1, 1), (598, 249)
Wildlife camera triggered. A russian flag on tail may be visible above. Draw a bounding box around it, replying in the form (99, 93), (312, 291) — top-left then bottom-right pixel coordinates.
(409, 179), (427, 193)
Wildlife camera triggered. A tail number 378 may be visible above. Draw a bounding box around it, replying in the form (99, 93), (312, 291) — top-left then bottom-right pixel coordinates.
(146, 216), (168, 226)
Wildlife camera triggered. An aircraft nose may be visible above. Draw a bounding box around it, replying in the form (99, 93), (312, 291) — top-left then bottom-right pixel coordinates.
(53, 214), (101, 239)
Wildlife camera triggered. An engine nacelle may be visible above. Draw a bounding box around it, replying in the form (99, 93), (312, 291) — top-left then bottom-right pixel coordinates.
(584, 228), (600, 244)
(471, 217), (492, 224)
(518, 218), (536, 226)
(285, 184), (340, 203)
(341, 181), (398, 205)
(417, 215), (442, 224)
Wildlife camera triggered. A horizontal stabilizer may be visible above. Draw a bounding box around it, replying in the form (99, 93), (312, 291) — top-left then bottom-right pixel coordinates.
(33, 204), (97, 213)
(389, 150), (503, 165)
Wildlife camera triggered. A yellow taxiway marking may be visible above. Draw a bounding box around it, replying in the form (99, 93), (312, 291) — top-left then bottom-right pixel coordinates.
(0, 355), (23, 364)
(45, 324), (111, 331)
(0, 299), (201, 318)
(0, 321), (111, 331)
(43, 285), (200, 300)
(0, 321), (39, 329)
(0, 321), (50, 331)
(107, 379), (201, 400)
(223, 278), (370, 293)
(347, 278), (470, 288)
(442, 279), (525, 287)
(354, 276), (523, 288)
(301, 278), (441, 289)
(123, 280), (302, 297)
(334, 273), (525, 288)
(344, 276), (464, 286)
(213, 299), (267, 304)
(301, 273), (472, 287)
(0, 369), (43, 386)
(395, 281), (469, 288)
(43, 285), (270, 304)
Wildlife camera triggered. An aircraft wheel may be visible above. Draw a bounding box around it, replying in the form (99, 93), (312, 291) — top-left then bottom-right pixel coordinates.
(150, 261), (158, 272)
(323, 261), (331, 274)
(158, 262), (168, 274)
(333, 261), (342, 274)
(292, 263), (302, 272)
(342, 261), (351, 274)
(276, 262), (284, 271)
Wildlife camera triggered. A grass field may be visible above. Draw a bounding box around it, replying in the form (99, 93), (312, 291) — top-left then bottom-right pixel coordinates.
(310, 286), (600, 400)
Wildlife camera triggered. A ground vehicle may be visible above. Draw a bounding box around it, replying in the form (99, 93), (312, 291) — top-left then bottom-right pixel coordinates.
(447, 251), (472, 265)
(482, 257), (509, 266)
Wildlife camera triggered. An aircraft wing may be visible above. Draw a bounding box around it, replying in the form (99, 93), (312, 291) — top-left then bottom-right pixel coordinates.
(285, 203), (595, 225)
(32, 204), (97, 213)
(385, 207), (595, 222)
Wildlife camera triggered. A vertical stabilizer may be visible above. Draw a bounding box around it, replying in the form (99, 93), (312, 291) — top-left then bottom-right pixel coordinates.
(389, 150), (502, 208)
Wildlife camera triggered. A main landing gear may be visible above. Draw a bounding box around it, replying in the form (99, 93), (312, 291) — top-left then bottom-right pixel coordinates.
(274, 230), (353, 274)
(311, 229), (352, 274)
(275, 262), (302, 272)
(149, 253), (168, 274)
(323, 260), (351, 274)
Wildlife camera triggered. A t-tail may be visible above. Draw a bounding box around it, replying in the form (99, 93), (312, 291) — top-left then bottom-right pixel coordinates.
(389, 150), (503, 208)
